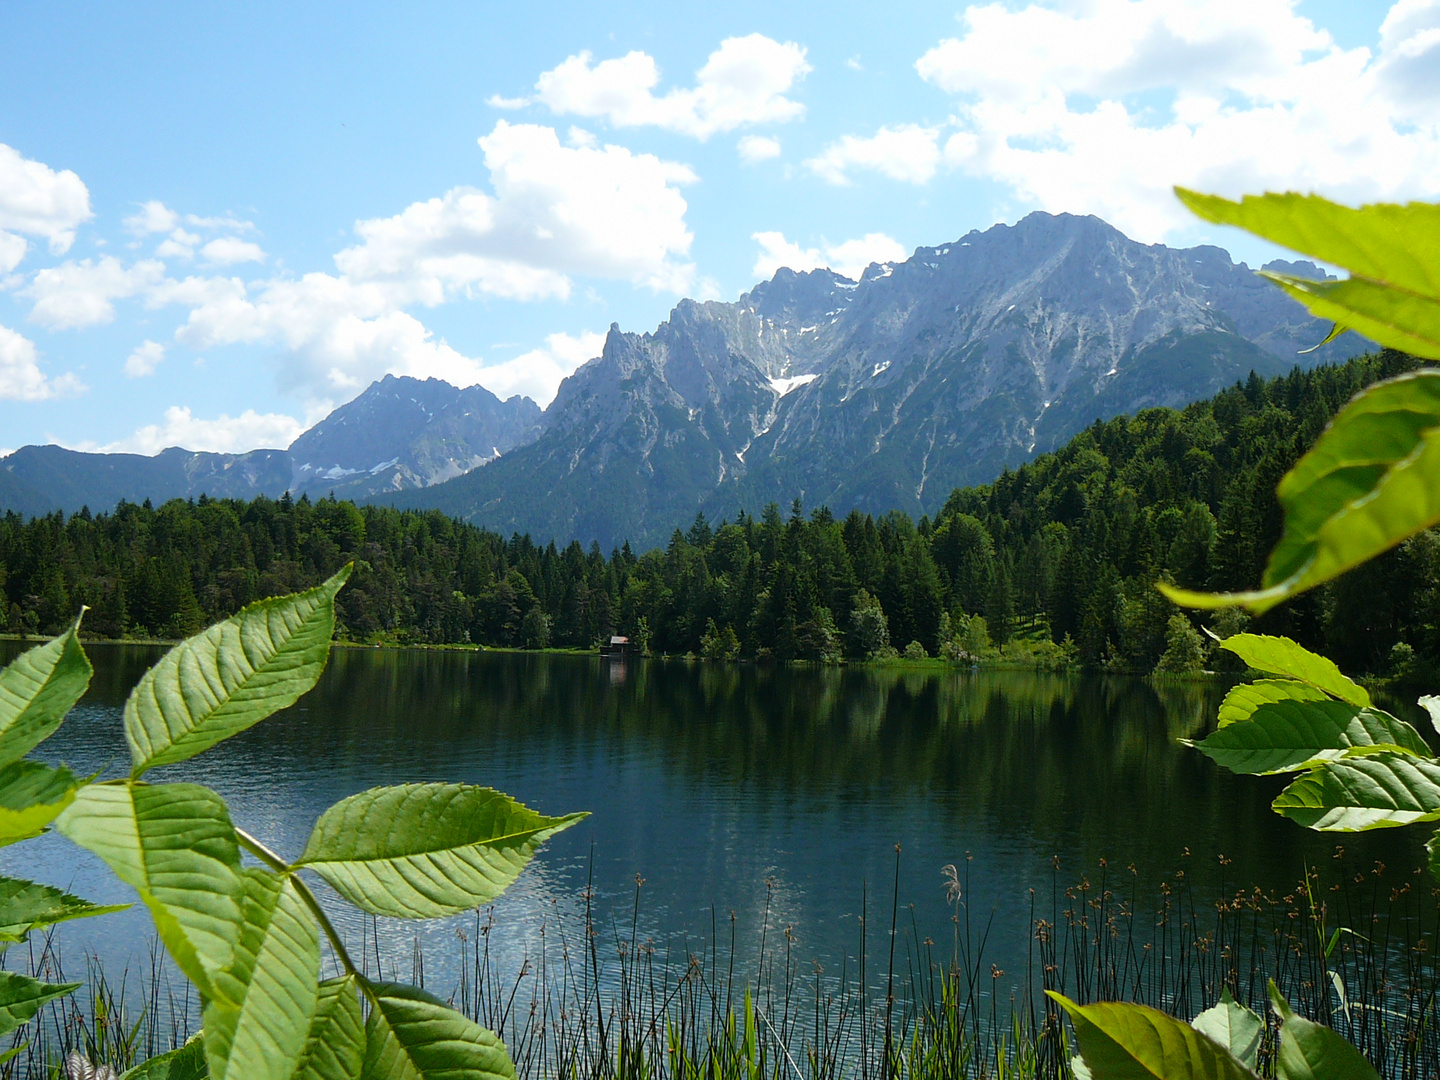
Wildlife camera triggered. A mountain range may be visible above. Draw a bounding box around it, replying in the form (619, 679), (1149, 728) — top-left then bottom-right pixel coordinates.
(1, 210), (1365, 547)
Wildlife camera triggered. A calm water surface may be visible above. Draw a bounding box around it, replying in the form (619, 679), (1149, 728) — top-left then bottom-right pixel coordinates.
(3, 643), (1426, 999)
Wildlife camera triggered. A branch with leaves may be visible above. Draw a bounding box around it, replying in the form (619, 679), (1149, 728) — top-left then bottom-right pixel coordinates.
(0, 565), (585, 1079)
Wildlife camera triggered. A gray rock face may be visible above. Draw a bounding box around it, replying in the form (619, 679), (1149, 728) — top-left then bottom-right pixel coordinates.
(409, 211), (1366, 549)
(288, 375), (542, 499)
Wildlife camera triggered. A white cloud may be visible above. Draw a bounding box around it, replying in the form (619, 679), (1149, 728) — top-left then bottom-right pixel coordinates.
(23, 256), (166, 329)
(738, 135), (782, 164)
(201, 236), (266, 265)
(124, 339), (165, 378)
(752, 230), (908, 281)
(0, 324), (85, 401)
(0, 143), (90, 265)
(155, 227), (201, 259)
(805, 125), (942, 185)
(101, 406), (306, 455)
(474, 330), (605, 406)
(913, 0), (1440, 242)
(124, 200), (180, 236)
(487, 94), (530, 110)
(532, 34), (810, 139)
(334, 121), (697, 299)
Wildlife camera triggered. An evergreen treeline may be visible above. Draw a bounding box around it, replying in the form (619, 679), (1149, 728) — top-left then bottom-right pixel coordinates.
(1, 350), (1433, 673)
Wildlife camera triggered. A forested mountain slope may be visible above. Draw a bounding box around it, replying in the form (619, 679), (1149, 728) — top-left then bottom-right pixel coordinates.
(0, 350), (1428, 675)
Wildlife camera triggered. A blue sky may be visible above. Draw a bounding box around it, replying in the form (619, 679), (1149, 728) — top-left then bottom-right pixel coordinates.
(1, 0), (1435, 456)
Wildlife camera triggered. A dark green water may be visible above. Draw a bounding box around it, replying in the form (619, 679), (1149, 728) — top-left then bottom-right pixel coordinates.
(2, 643), (1427, 997)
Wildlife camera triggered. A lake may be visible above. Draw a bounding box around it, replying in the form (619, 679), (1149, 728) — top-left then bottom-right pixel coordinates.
(3, 643), (1428, 1012)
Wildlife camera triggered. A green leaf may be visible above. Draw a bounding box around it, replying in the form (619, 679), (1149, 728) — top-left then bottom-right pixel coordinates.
(203, 870), (319, 1080)
(121, 1036), (209, 1080)
(1173, 189), (1440, 360)
(1273, 753), (1440, 831)
(1047, 992), (1257, 1080)
(1428, 830), (1440, 881)
(361, 981), (515, 1080)
(293, 976), (365, 1080)
(56, 781), (243, 998)
(298, 784), (586, 918)
(1192, 699), (1429, 775)
(1159, 373), (1440, 614)
(0, 615), (91, 766)
(0, 760), (80, 846)
(1419, 695), (1440, 737)
(1192, 989), (1263, 1071)
(0, 875), (128, 945)
(1214, 636), (1368, 706)
(1217, 680), (1329, 728)
(0, 969), (80, 1037)
(1277, 1010), (1380, 1080)
(126, 565), (351, 777)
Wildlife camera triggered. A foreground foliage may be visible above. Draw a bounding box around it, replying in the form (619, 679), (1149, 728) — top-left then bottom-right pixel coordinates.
(0, 566), (583, 1078)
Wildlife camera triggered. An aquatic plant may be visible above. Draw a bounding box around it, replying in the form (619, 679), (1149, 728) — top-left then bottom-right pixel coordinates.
(0, 565), (584, 1079)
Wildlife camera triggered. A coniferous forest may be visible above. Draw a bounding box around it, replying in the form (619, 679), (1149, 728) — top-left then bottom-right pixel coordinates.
(1, 349), (1433, 675)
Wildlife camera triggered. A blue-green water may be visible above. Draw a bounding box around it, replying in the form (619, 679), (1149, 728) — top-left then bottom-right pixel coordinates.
(2, 643), (1426, 998)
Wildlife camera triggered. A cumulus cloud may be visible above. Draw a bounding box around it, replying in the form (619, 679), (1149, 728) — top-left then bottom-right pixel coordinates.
(201, 236), (266, 265)
(805, 125), (943, 185)
(124, 200), (180, 236)
(101, 406), (306, 455)
(23, 256), (166, 329)
(912, 0), (1440, 242)
(752, 230), (908, 281)
(124, 339), (165, 378)
(155, 228), (201, 260)
(474, 330), (605, 406)
(531, 34), (810, 139)
(0, 142), (91, 269)
(0, 324), (85, 401)
(738, 135), (782, 164)
(334, 121), (697, 300)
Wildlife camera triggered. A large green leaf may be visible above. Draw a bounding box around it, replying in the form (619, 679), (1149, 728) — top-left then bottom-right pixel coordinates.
(56, 781), (243, 998)
(1273, 753), (1440, 831)
(293, 976), (365, 1080)
(1277, 1012), (1379, 1080)
(121, 1036), (209, 1080)
(203, 870), (319, 1080)
(0, 875), (127, 945)
(1213, 636), (1368, 706)
(361, 981), (515, 1080)
(1191, 699), (1429, 775)
(126, 566), (351, 777)
(1174, 190), (1440, 360)
(1217, 680), (1330, 728)
(1160, 373), (1440, 613)
(0, 760), (80, 846)
(0, 616), (91, 766)
(1048, 992), (1256, 1080)
(298, 784), (585, 918)
(1192, 990), (1263, 1071)
(0, 969), (81, 1037)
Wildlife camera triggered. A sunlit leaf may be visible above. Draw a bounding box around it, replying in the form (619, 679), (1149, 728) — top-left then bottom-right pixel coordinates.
(361, 981), (514, 1080)
(1192, 989), (1263, 1071)
(298, 783), (585, 918)
(1191, 698), (1428, 775)
(1174, 189), (1440, 360)
(126, 565), (351, 777)
(1158, 371), (1440, 613)
(293, 976), (365, 1080)
(0, 969), (80, 1037)
(1217, 680), (1329, 728)
(120, 1035), (208, 1079)
(1273, 753), (1440, 831)
(56, 781), (243, 999)
(0, 875), (127, 946)
(1048, 992), (1257, 1080)
(1419, 695), (1440, 737)
(0, 761), (79, 846)
(0, 615), (91, 766)
(1276, 1006), (1380, 1080)
(1213, 636), (1368, 706)
(203, 870), (318, 1080)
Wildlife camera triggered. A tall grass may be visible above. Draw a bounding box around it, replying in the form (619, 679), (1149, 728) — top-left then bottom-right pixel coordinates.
(8, 853), (1440, 1079)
